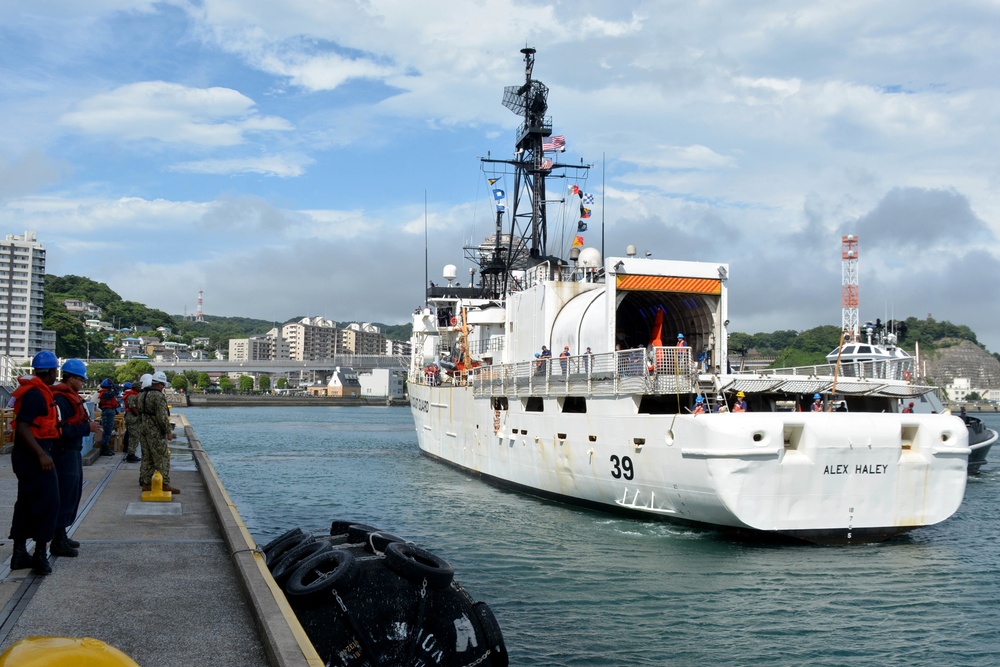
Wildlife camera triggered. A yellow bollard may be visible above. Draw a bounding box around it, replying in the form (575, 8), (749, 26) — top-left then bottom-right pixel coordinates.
(0, 636), (140, 666)
(141, 471), (172, 502)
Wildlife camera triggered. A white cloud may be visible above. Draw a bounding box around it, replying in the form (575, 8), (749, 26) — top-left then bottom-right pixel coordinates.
(59, 81), (293, 146)
(171, 155), (311, 177)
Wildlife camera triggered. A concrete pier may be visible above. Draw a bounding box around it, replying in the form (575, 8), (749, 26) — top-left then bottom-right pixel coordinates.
(0, 414), (322, 667)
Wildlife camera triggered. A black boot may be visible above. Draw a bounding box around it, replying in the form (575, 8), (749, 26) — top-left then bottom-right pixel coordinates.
(10, 541), (31, 570)
(55, 526), (80, 549)
(125, 453), (141, 463)
(100, 447), (114, 456)
(31, 543), (52, 576)
(52, 527), (80, 555)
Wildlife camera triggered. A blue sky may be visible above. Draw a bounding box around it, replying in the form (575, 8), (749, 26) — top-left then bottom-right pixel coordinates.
(2, 1), (999, 352)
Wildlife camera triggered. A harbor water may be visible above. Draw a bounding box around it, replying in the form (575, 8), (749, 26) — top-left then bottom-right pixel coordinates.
(185, 407), (1000, 666)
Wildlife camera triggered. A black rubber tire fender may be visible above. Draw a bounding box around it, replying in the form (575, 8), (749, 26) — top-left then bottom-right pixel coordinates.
(366, 531), (406, 554)
(270, 539), (332, 588)
(329, 519), (355, 536)
(260, 527), (304, 553)
(346, 523), (378, 543)
(264, 532), (311, 569)
(384, 542), (455, 589)
(472, 601), (509, 667)
(284, 549), (360, 604)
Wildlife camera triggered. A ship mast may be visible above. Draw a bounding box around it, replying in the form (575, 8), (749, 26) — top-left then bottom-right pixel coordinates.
(474, 47), (590, 299)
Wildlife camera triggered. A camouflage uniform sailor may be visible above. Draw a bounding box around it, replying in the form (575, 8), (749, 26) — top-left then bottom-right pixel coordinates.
(123, 379), (142, 462)
(136, 372), (179, 494)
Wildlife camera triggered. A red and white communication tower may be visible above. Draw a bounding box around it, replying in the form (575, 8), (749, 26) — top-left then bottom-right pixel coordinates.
(841, 235), (859, 339)
(196, 290), (204, 322)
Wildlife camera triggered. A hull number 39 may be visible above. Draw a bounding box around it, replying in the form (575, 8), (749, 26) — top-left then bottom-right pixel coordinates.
(610, 455), (635, 480)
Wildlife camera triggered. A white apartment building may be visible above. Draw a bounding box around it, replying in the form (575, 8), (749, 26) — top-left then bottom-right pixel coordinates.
(229, 328), (290, 362)
(283, 317), (339, 360)
(1, 231), (55, 359)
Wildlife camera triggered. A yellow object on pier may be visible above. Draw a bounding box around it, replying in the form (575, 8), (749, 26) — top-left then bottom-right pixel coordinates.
(141, 471), (172, 502)
(0, 636), (139, 666)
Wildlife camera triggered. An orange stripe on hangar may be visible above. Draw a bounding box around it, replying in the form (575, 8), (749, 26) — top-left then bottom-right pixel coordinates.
(616, 275), (722, 295)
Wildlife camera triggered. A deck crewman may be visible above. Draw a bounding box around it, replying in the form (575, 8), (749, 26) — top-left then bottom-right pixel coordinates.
(137, 371), (179, 494)
(8, 350), (62, 575)
(122, 381), (141, 463)
(50, 358), (103, 558)
(97, 378), (119, 456)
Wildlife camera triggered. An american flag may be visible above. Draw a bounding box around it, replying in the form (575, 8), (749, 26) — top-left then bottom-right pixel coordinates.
(542, 135), (565, 152)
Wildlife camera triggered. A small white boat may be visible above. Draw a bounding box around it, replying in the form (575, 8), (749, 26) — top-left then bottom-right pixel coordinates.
(826, 322), (996, 474)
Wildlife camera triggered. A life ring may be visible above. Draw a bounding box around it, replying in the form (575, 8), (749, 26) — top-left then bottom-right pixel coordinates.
(284, 549), (360, 603)
(450, 316), (458, 326)
(903, 370), (911, 381)
(384, 542), (455, 589)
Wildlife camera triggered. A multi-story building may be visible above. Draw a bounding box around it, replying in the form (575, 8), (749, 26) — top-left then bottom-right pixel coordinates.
(385, 338), (411, 357)
(1, 231), (55, 359)
(282, 317), (340, 360)
(343, 322), (387, 356)
(228, 328), (289, 362)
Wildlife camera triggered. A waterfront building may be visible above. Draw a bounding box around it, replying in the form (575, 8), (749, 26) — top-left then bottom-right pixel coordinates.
(357, 367), (406, 399)
(0, 230), (55, 359)
(306, 366), (361, 397)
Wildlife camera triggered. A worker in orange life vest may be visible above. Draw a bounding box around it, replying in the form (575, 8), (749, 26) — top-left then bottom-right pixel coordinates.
(692, 395), (705, 415)
(97, 378), (119, 456)
(8, 350), (61, 575)
(733, 391), (747, 412)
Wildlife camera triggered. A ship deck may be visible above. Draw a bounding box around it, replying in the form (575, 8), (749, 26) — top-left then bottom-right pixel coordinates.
(0, 414), (321, 666)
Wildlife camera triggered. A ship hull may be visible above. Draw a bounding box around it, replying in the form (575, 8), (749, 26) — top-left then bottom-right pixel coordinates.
(409, 382), (970, 545)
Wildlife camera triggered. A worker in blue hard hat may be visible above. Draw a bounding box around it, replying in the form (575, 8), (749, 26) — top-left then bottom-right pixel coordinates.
(811, 393), (824, 412)
(96, 378), (119, 456)
(49, 358), (103, 558)
(676, 333), (687, 347)
(693, 394), (706, 415)
(8, 350), (61, 575)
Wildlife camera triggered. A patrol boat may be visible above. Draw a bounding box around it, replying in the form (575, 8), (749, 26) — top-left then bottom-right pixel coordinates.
(825, 322), (997, 474)
(407, 48), (970, 544)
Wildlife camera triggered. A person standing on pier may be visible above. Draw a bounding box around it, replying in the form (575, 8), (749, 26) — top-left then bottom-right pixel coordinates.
(137, 371), (179, 494)
(97, 379), (119, 456)
(8, 350), (61, 575)
(50, 359), (103, 558)
(121, 381), (141, 463)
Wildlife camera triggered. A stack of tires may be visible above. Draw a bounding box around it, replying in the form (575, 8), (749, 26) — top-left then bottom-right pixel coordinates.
(262, 520), (508, 667)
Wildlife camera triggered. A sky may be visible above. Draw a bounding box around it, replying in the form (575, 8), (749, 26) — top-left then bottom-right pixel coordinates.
(2, 1), (999, 352)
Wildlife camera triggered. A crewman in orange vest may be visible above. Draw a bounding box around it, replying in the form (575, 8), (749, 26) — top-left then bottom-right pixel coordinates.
(8, 350), (61, 575)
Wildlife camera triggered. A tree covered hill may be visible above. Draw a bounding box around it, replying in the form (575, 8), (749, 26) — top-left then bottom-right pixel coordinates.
(44, 274), (992, 364)
(43, 275), (411, 358)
